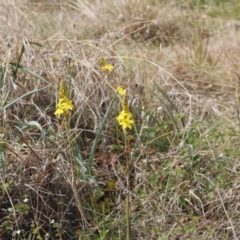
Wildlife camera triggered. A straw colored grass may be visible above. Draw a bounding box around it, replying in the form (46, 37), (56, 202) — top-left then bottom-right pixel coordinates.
(1, 0), (240, 239)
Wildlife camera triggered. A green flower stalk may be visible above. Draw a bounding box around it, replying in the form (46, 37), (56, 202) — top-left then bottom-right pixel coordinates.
(116, 86), (133, 240)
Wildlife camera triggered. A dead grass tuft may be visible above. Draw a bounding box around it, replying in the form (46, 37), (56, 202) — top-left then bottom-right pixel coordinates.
(1, 0), (240, 239)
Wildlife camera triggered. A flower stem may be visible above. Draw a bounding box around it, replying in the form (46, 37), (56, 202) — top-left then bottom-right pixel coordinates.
(125, 131), (132, 240)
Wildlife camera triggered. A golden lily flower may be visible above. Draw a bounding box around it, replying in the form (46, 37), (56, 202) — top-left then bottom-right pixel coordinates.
(99, 57), (114, 72)
(55, 81), (74, 118)
(101, 63), (114, 72)
(116, 86), (134, 130)
(55, 106), (64, 118)
(116, 110), (134, 130)
(116, 86), (126, 96)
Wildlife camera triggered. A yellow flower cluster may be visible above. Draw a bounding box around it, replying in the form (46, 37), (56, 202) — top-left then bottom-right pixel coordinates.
(99, 57), (114, 72)
(116, 86), (134, 130)
(116, 86), (126, 96)
(54, 80), (74, 118)
(101, 64), (114, 72)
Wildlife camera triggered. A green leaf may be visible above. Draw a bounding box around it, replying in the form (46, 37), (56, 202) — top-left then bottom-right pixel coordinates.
(9, 62), (50, 85)
(3, 85), (49, 110)
(20, 121), (45, 140)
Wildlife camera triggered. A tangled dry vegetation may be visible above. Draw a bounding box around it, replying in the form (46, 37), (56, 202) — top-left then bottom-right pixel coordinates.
(1, 0), (240, 239)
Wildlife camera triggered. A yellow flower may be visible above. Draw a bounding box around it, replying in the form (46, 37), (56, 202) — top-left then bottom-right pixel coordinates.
(59, 97), (74, 111)
(55, 96), (74, 118)
(54, 106), (64, 118)
(55, 80), (74, 118)
(116, 86), (134, 130)
(116, 110), (134, 130)
(101, 64), (114, 72)
(99, 57), (114, 72)
(116, 86), (126, 96)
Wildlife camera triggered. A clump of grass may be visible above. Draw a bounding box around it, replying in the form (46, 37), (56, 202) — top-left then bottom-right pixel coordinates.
(1, 0), (240, 239)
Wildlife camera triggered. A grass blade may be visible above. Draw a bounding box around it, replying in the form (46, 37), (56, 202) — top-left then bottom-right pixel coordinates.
(88, 93), (117, 176)
(3, 86), (49, 110)
(9, 63), (50, 85)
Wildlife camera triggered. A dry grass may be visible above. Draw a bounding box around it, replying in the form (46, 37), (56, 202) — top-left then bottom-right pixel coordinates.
(1, 0), (240, 239)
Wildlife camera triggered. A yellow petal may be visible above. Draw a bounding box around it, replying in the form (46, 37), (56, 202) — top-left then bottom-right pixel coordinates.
(54, 107), (64, 118)
(117, 86), (126, 96)
(101, 64), (114, 72)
